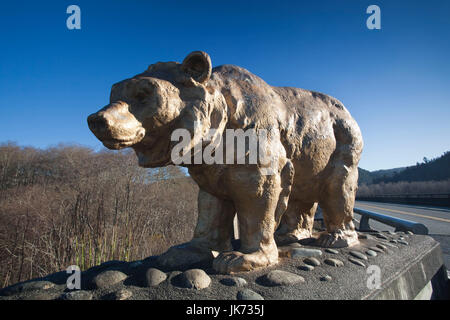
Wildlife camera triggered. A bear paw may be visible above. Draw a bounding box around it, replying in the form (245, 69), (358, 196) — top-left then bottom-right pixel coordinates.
(275, 228), (312, 246)
(212, 249), (278, 274)
(315, 229), (359, 248)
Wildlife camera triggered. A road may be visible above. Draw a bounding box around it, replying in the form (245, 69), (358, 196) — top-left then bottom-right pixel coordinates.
(354, 200), (450, 270)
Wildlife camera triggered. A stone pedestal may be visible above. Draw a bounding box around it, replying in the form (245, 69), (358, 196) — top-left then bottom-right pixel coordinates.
(0, 232), (448, 300)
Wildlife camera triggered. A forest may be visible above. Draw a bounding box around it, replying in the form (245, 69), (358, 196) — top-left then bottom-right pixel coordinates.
(357, 151), (450, 197)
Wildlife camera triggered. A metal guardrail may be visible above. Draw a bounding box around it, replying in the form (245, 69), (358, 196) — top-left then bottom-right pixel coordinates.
(353, 207), (429, 235)
(356, 193), (450, 207)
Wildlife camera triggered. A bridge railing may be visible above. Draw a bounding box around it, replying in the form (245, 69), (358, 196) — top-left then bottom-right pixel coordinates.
(353, 207), (429, 235)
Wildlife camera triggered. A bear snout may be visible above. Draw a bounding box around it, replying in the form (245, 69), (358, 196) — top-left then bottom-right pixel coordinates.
(87, 102), (146, 150)
(87, 113), (109, 138)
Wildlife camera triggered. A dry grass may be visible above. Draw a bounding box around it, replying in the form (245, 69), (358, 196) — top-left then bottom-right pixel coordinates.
(0, 143), (198, 288)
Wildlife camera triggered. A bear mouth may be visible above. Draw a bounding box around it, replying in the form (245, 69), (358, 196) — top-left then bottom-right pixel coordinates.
(102, 139), (136, 149)
(101, 128), (146, 150)
(131, 134), (173, 168)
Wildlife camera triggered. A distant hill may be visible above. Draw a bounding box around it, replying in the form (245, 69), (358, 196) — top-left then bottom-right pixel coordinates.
(375, 151), (450, 184)
(358, 151), (450, 185)
(371, 167), (407, 180)
(358, 167), (406, 185)
(357, 168), (374, 185)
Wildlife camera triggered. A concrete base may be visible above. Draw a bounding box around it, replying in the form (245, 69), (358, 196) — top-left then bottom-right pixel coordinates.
(362, 235), (448, 300)
(0, 232), (448, 300)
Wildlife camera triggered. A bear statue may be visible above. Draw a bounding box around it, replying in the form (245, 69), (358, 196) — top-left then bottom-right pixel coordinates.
(87, 51), (363, 274)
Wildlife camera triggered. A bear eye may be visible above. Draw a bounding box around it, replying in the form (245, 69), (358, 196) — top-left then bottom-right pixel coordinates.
(135, 91), (147, 102)
(135, 87), (151, 102)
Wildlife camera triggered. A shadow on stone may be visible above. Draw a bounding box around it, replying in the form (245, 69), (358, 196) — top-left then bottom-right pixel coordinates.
(299, 237), (317, 246)
(155, 243), (215, 272)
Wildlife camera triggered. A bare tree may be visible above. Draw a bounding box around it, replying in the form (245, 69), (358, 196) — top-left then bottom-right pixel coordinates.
(0, 143), (198, 288)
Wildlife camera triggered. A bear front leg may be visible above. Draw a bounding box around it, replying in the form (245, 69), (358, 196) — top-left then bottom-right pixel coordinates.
(156, 189), (235, 270)
(213, 169), (281, 274)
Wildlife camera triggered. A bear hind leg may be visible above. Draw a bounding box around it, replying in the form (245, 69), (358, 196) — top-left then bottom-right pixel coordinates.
(275, 200), (317, 245)
(316, 165), (359, 248)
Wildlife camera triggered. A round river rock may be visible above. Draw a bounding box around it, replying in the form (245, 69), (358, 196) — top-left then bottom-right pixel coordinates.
(178, 269), (211, 290)
(145, 268), (167, 287)
(61, 290), (93, 300)
(0, 280), (55, 296)
(299, 265), (314, 271)
(237, 289), (264, 300)
(320, 275), (332, 282)
(369, 247), (383, 253)
(112, 289), (133, 300)
(366, 250), (377, 257)
(291, 248), (323, 258)
(349, 250), (368, 261)
(348, 257), (366, 267)
(220, 277), (247, 287)
(375, 233), (389, 240)
(324, 258), (344, 267)
(92, 270), (127, 289)
(261, 270), (305, 286)
(304, 257), (321, 266)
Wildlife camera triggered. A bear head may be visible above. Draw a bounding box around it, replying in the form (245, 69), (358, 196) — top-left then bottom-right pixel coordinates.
(87, 51), (228, 168)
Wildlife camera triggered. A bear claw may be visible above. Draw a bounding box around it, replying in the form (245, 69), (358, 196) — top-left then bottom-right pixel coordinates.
(315, 230), (359, 248)
(213, 250), (278, 274)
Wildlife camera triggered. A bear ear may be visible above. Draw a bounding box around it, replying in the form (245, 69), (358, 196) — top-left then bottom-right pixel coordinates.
(181, 51), (212, 84)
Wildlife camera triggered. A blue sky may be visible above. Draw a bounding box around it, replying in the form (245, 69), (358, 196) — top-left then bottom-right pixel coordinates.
(0, 0), (449, 171)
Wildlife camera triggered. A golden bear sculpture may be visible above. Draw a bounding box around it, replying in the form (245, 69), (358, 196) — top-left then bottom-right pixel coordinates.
(88, 51), (363, 274)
